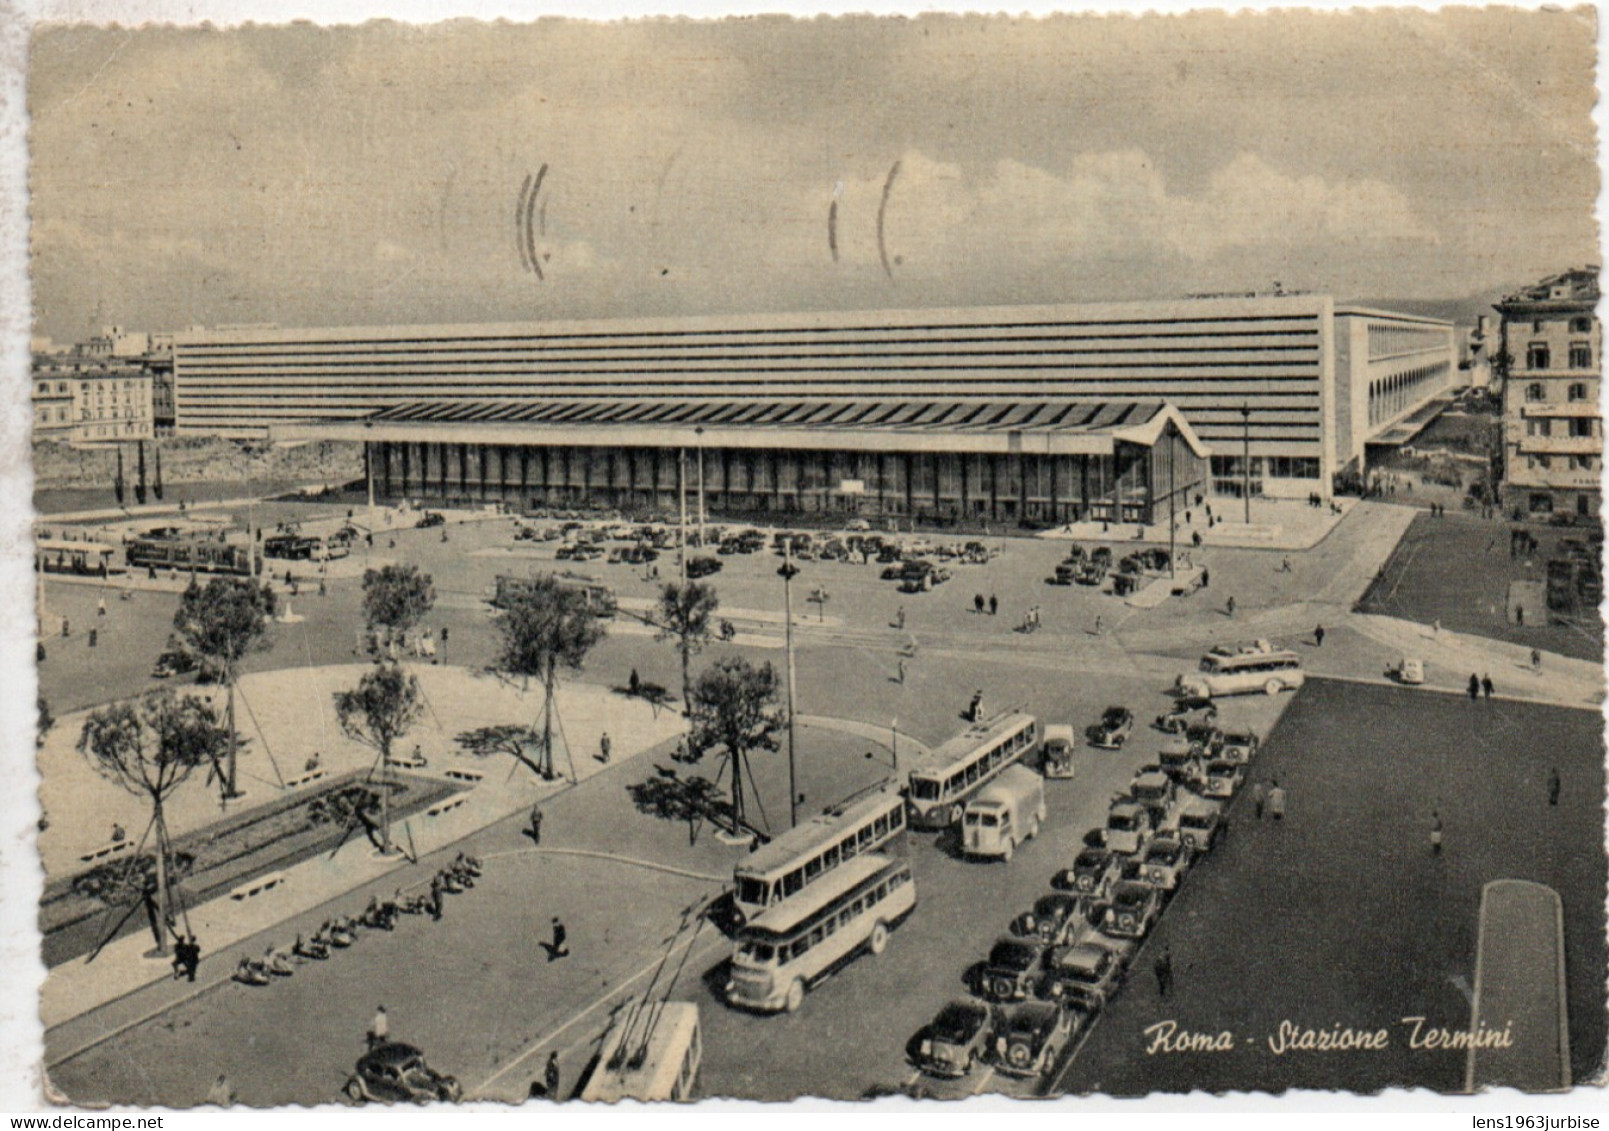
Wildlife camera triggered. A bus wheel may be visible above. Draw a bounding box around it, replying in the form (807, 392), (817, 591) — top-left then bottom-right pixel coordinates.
(1264, 679), (1282, 696)
(785, 978), (806, 1013)
(1002, 837), (1016, 863)
(869, 920), (889, 955)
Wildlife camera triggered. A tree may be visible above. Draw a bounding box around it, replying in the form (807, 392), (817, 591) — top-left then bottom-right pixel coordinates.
(688, 657), (785, 835)
(625, 773), (727, 845)
(362, 563), (436, 657)
(492, 576), (606, 780)
(655, 581), (719, 715)
(456, 723), (543, 780)
(77, 690), (229, 955)
(172, 577), (276, 802)
(332, 662), (422, 855)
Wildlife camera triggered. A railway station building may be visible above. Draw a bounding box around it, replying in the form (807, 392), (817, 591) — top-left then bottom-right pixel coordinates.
(170, 293), (1455, 523)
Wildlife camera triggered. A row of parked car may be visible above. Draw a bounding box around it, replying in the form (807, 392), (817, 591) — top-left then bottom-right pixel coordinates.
(910, 713), (1263, 1086)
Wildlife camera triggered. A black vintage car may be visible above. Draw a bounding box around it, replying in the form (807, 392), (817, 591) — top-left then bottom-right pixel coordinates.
(686, 556), (723, 579)
(979, 935), (1053, 1003)
(344, 1042), (462, 1105)
(415, 511), (447, 529)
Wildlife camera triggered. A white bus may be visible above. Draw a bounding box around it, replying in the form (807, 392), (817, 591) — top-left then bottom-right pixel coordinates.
(580, 1001), (702, 1103)
(1177, 650), (1305, 700)
(906, 711), (1040, 830)
(732, 784), (906, 924)
(725, 854), (915, 1013)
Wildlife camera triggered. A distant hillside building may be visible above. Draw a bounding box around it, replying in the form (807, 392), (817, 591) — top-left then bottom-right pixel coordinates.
(1496, 267), (1601, 521)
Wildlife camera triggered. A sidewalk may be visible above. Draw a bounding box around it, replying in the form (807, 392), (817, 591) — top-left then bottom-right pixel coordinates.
(39, 665), (687, 1033)
(1038, 496), (1359, 553)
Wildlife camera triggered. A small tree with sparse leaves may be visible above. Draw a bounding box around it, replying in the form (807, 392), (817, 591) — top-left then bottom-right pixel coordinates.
(333, 662), (422, 855)
(655, 581), (719, 715)
(172, 577), (275, 802)
(456, 723), (543, 780)
(688, 657), (785, 834)
(492, 576), (606, 779)
(362, 564), (436, 657)
(626, 773), (727, 845)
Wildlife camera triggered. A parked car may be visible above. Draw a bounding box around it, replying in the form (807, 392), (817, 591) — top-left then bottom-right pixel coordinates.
(1053, 846), (1123, 901)
(1039, 940), (1126, 1009)
(1008, 892), (1095, 947)
(1074, 562), (1107, 586)
(1125, 835), (1193, 894)
(1102, 801), (1153, 857)
(1101, 881), (1162, 940)
(1388, 657), (1426, 685)
(1089, 706), (1134, 749)
(1128, 769), (1180, 829)
(991, 1001), (1085, 1080)
(415, 512), (446, 529)
(913, 1000), (995, 1079)
(1171, 795), (1224, 852)
(1217, 728), (1261, 764)
(979, 936), (1054, 1002)
(343, 1042), (462, 1105)
(1184, 721), (1224, 754)
(1201, 759), (1245, 800)
(1157, 737), (1207, 787)
(686, 556), (723, 579)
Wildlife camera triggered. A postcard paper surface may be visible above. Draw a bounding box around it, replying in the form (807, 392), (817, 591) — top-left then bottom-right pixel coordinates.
(19, 5), (1606, 1108)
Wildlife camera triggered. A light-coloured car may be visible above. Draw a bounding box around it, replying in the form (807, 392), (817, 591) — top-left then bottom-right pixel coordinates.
(1173, 796), (1224, 853)
(1102, 802), (1153, 857)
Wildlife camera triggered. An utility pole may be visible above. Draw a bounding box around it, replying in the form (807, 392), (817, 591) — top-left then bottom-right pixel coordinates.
(364, 422), (378, 565)
(695, 426), (707, 551)
(1240, 403), (1252, 525)
(779, 537), (800, 829)
(1168, 425), (1177, 579)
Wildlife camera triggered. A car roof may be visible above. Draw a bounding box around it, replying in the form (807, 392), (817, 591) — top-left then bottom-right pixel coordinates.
(360, 1042), (424, 1069)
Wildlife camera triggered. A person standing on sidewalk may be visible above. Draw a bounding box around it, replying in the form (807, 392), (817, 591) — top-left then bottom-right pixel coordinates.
(1154, 946), (1174, 998)
(1267, 780), (1286, 821)
(1482, 674), (1495, 700)
(1467, 673), (1480, 701)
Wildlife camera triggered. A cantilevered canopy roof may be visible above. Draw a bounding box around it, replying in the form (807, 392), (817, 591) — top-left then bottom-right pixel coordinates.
(272, 397), (1211, 458)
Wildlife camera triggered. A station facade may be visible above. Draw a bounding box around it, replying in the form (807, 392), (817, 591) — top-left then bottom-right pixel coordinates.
(172, 294), (1455, 517)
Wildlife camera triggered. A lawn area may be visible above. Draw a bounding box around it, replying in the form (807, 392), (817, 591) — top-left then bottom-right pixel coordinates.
(1058, 677), (1606, 1095)
(1357, 512), (1603, 662)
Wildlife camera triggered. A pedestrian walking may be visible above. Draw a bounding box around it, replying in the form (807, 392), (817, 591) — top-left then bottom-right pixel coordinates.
(545, 917), (569, 962)
(370, 1005), (389, 1047)
(1226, 596), (1236, 617)
(1250, 780), (1266, 820)
(1468, 673), (1480, 701)
(1531, 648), (1541, 672)
(97, 596), (107, 617)
(1314, 624), (1325, 648)
(429, 877), (443, 921)
(1548, 767), (1561, 807)
(544, 1051), (561, 1099)
(1482, 674), (1494, 700)
(1154, 946), (1174, 998)
(1516, 605), (1525, 626)
(1267, 780), (1287, 821)
(974, 593), (985, 615)
(897, 658), (907, 685)
(1281, 556), (1292, 573)
(989, 594), (998, 617)
(895, 605), (906, 631)
(529, 802), (543, 844)
(599, 732), (612, 764)
(1200, 566), (1209, 587)
(1094, 615), (1103, 636)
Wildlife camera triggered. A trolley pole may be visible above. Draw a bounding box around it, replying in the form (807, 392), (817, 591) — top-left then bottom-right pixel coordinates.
(779, 538), (800, 829)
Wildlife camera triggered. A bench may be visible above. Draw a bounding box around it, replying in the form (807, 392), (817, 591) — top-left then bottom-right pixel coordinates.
(230, 871), (288, 901)
(283, 769), (328, 790)
(426, 797), (468, 818)
(79, 839), (134, 864)
(443, 768), (484, 783)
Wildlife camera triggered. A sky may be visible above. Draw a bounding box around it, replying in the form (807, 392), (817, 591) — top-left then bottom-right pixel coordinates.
(25, 8), (1601, 342)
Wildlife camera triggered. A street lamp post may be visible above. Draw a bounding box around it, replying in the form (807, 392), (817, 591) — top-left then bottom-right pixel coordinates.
(1240, 403), (1252, 525)
(1167, 425), (1177, 579)
(677, 446), (688, 585)
(364, 422), (377, 565)
(778, 538), (800, 829)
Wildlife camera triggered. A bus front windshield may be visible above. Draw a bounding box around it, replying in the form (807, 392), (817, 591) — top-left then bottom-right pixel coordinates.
(735, 939), (777, 965)
(734, 877), (770, 907)
(909, 777), (941, 802)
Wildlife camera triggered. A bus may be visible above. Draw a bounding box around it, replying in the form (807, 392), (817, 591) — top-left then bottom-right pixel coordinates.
(905, 711), (1040, 830)
(725, 854), (916, 1014)
(491, 574), (618, 618)
(1176, 650), (1305, 700)
(126, 534), (256, 576)
(579, 1001), (702, 1103)
(731, 784), (906, 924)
